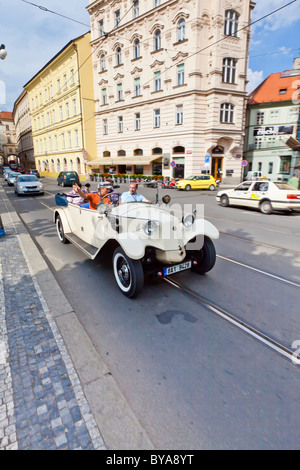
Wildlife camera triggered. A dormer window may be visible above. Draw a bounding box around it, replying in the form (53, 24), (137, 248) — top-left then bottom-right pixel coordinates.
(279, 88), (287, 95)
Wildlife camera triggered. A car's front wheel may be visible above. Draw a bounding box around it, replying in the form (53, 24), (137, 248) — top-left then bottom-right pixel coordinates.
(113, 247), (144, 298)
(260, 200), (273, 215)
(209, 184), (215, 191)
(185, 185), (191, 191)
(190, 236), (216, 274)
(56, 215), (69, 244)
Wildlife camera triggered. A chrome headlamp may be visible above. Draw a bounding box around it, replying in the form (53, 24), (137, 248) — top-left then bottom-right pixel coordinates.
(182, 213), (195, 227)
(143, 220), (158, 236)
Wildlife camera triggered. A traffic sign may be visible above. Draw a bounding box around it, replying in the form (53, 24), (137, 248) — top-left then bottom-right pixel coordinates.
(241, 160), (248, 167)
(171, 161), (176, 168)
(205, 155), (210, 163)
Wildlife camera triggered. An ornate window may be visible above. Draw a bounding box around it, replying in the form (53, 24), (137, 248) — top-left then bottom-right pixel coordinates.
(224, 10), (239, 37)
(222, 58), (237, 83)
(154, 29), (161, 51)
(116, 47), (122, 66)
(178, 19), (185, 42)
(220, 103), (234, 123)
(134, 39), (140, 59)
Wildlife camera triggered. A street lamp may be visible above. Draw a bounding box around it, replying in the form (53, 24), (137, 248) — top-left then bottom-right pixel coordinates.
(0, 44), (7, 60)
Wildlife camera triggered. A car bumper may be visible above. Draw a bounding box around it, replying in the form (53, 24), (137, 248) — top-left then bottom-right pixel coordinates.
(17, 188), (44, 194)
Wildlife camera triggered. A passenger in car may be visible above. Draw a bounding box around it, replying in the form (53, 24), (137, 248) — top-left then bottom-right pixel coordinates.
(121, 183), (151, 203)
(66, 182), (85, 205)
(74, 182), (112, 210)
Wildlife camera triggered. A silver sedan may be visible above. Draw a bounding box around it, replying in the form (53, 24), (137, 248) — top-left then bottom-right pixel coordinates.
(14, 175), (44, 196)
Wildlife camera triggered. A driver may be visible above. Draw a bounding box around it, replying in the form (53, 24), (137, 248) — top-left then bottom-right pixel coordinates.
(74, 182), (112, 210)
(121, 183), (151, 203)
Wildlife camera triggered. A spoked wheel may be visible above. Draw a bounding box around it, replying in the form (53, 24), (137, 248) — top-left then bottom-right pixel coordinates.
(113, 247), (144, 298)
(56, 215), (69, 244)
(190, 236), (216, 274)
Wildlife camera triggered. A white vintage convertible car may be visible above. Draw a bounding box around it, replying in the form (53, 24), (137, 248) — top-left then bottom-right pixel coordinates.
(53, 192), (219, 297)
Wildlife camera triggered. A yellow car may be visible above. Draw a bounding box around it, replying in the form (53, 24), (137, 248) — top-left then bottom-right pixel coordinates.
(176, 175), (217, 191)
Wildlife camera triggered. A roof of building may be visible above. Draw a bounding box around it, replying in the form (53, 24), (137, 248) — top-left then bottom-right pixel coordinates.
(248, 69), (300, 105)
(0, 111), (13, 120)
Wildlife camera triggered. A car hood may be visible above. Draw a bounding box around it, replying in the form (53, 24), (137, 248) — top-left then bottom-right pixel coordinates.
(18, 181), (42, 187)
(112, 202), (178, 222)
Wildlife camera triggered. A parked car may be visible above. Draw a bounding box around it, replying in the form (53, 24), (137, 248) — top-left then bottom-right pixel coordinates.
(29, 169), (40, 178)
(176, 175), (217, 191)
(7, 172), (19, 186)
(216, 180), (300, 214)
(54, 192), (219, 298)
(14, 175), (44, 196)
(57, 171), (79, 187)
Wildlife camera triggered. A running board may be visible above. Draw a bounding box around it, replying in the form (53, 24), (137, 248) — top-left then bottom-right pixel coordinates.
(65, 233), (99, 259)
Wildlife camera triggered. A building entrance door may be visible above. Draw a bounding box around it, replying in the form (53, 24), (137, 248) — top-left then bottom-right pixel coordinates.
(211, 157), (223, 181)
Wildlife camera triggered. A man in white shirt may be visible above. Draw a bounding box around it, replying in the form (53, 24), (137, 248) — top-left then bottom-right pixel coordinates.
(121, 183), (151, 203)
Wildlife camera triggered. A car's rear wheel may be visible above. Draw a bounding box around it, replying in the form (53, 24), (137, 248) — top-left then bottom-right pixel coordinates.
(190, 236), (216, 274)
(113, 247), (144, 298)
(209, 184), (215, 191)
(185, 185), (191, 191)
(220, 194), (229, 207)
(260, 200), (273, 215)
(56, 215), (69, 244)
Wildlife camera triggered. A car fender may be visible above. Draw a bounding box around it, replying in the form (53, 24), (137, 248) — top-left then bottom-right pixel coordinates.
(183, 219), (219, 245)
(53, 208), (72, 234)
(117, 233), (146, 260)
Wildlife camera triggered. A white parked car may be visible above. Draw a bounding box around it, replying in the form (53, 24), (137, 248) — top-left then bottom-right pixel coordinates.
(14, 175), (44, 196)
(216, 180), (300, 214)
(54, 193), (219, 298)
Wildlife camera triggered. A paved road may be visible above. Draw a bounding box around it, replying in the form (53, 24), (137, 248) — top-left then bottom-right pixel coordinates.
(1, 177), (300, 449)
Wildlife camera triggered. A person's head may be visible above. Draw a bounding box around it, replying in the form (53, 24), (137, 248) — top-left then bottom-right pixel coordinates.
(98, 183), (112, 198)
(73, 181), (81, 189)
(85, 183), (90, 188)
(129, 183), (138, 195)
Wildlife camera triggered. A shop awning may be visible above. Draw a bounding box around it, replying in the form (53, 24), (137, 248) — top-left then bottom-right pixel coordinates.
(86, 156), (162, 166)
(284, 136), (300, 151)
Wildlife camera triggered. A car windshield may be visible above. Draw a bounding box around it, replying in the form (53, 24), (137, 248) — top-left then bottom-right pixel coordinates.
(274, 183), (298, 190)
(65, 172), (77, 176)
(18, 176), (38, 182)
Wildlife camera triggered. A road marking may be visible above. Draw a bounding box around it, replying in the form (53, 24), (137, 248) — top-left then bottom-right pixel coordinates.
(39, 201), (54, 212)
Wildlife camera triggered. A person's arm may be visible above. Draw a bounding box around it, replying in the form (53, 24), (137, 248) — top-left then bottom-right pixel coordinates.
(74, 183), (88, 200)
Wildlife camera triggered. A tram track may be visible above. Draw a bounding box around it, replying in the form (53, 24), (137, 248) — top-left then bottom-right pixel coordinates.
(164, 276), (298, 365)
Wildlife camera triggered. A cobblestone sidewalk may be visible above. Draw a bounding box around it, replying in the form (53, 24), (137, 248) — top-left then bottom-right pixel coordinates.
(0, 187), (106, 450)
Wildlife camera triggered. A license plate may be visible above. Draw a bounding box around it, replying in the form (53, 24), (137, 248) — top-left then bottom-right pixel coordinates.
(163, 261), (192, 276)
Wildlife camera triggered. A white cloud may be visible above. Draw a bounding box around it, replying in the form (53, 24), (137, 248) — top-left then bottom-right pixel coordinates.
(247, 69), (264, 94)
(252, 0), (300, 31)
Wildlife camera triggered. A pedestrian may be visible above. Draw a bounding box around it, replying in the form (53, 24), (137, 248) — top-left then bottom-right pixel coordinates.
(120, 183), (151, 203)
(288, 174), (299, 189)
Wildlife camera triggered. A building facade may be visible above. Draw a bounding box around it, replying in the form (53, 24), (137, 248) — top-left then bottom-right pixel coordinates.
(13, 90), (34, 170)
(244, 58), (300, 181)
(24, 32), (97, 179)
(0, 111), (18, 166)
(87, 0), (255, 183)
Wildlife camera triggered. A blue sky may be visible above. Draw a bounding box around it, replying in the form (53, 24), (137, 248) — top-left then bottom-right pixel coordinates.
(0, 0), (299, 110)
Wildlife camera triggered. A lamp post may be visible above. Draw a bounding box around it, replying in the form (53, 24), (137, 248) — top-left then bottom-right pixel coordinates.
(0, 44), (7, 60)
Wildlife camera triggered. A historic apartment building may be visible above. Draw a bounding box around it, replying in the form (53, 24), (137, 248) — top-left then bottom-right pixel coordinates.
(13, 90), (35, 170)
(86, 0), (255, 183)
(244, 58), (300, 181)
(24, 32), (97, 179)
(0, 111), (18, 166)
